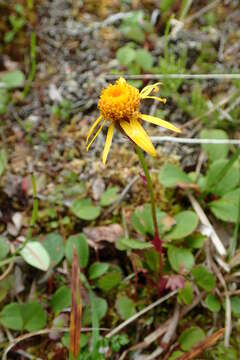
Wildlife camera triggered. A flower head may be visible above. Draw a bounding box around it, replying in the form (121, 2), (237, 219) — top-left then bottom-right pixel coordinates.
(86, 77), (181, 164)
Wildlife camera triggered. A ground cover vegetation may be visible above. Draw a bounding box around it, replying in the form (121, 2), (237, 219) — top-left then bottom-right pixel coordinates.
(0, 0), (240, 359)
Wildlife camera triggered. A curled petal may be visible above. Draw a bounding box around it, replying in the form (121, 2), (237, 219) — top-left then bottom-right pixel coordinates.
(120, 118), (156, 157)
(86, 115), (103, 144)
(86, 120), (106, 151)
(102, 123), (114, 164)
(141, 95), (167, 103)
(140, 114), (181, 133)
(140, 82), (162, 97)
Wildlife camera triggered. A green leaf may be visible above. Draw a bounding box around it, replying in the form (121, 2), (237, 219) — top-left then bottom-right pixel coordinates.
(0, 303), (23, 330)
(0, 149), (7, 176)
(206, 159), (239, 195)
(179, 326), (205, 351)
(205, 294), (221, 312)
(168, 351), (184, 360)
(131, 204), (167, 236)
(71, 199), (101, 220)
(135, 49), (154, 71)
(65, 233), (89, 268)
(230, 297), (240, 316)
(21, 301), (47, 331)
(192, 266), (216, 291)
(166, 211), (198, 240)
(82, 297), (108, 326)
(200, 129), (229, 162)
(159, 163), (192, 188)
(116, 46), (136, 66)
(168, 245), (194, 273)
(185, 234), (206, 249)
(0, 70), (25, 89)
(116, 237), (152, 251)
(178, 282), (193, 305)
(20, 242), (50, 271)
(160, 0), (175, 12)
(0, 89), (9, 115)
(0, 237), (9, 260)
(88, 262), (110, 280)
(210, 188), (240, 223)
(98, 271), (121, 292)
(43, 233), (64, 266)
(144, 250), (160, 273)
(116, 296), (136, 320)
(100, 187), (119, 207)
(50, 286), (71, 315)
(4, 31), (15, 44)
(120, 24), (145, 43)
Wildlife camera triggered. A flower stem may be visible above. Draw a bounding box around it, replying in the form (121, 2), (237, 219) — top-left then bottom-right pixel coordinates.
(135, 145), (163, 273)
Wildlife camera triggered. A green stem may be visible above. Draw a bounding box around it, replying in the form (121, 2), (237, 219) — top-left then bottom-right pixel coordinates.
(135, 146), (159, 237)
(135, 146), (163, 272)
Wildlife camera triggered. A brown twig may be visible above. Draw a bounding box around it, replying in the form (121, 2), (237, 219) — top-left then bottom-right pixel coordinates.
(70, 248), (82, 359)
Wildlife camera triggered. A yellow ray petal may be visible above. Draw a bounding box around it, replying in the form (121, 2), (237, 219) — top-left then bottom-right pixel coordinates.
(102, 123), (114, 164)
(141, 95), (167, 103)
(86, 115), (103, 144)
(86, 120), (106, 152)
(140, 82), (162, 97)
(140, 114), (181, 133)
(120, 118), (156, 157)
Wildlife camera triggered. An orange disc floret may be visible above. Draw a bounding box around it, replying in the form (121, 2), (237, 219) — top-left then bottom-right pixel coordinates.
(98, 77), (140, 122)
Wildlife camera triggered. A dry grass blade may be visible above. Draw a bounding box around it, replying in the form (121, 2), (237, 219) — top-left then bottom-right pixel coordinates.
(177, 328), (225, 360)
(70, 248), (82, 359)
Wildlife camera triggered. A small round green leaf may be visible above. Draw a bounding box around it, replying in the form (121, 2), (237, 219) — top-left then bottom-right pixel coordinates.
(116, 46), (136, 66)
(135, 49), (154, 70)
(71, 199), (101, 220)
(179, 326), (205, 351)
(43, 233), (64, 266)
(167, 211), (198, 240)
(210, 188), (240, 223)
(100, 187), (119, 207)
(65, 233), (89, 268)
(50, 286), (71, 315)
(20, 242), (50, 271)
(98, 271), (121, 292)
(178, 282), (193, 305)
(200, 129), (229, 162)
(205, 294), (221, 312)
(206, 159), (239, 196)
(88, 262), (110, 280)
(0, 70), (25, 89)
(22, 301), (47, 331)
(159, 163), (191, 188)
(168, 245), (194, 273)
(82, 297), (108, 325)
(192, 266), (216, 291)
(0, 303), (23, 330)
(116, 296), (136, 320)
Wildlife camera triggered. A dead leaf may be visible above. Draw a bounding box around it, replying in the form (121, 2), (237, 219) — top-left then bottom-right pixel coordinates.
(92, 177), (105, 201)
(160, 215), (176, 232)
(165, 275), (185, 291)
(83, 224), (124, 243)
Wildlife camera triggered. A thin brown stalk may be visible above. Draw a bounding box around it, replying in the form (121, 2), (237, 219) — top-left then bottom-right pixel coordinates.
(70, 248), (82, 359)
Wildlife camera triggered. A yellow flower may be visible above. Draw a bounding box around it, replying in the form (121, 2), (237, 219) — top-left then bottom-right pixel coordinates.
(86, 77), (181, 164)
